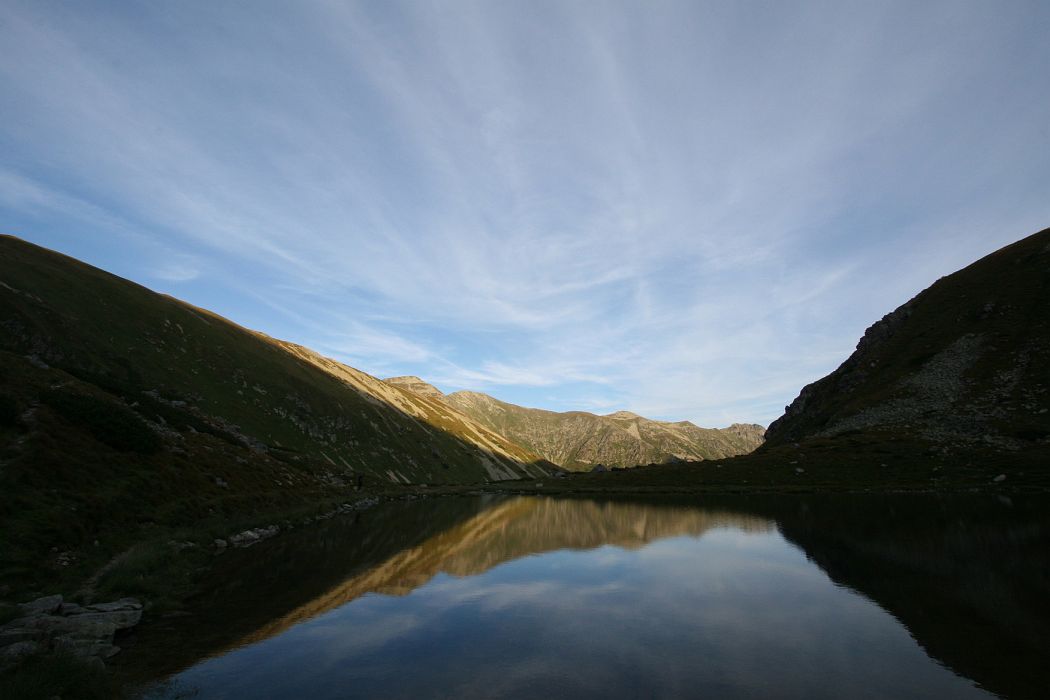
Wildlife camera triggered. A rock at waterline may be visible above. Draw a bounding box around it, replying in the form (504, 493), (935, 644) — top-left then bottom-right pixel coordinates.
(228, 524), (280, 548)
(0, 594), (143, 669)
(18, 594), (62, 616)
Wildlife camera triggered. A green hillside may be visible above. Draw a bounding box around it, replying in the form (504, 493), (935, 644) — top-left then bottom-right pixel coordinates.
(0, 235), (551, 596)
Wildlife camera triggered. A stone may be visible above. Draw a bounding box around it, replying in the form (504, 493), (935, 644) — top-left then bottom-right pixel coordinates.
(214, 538), (228, 548)
(993, 474), (1007, 483)
(60, 602), (88, 616)
(22, 614), (118, 639)
(0, 628), (45, 648)
(19, 594), (63, 615)
(85, 598), (142, 613)
(52, 636), (119, 659)
(72, 610), (142, 630)
(1, 640), (42, 665)
(229, 525), (280, 548)
(229, 530), (259, 547)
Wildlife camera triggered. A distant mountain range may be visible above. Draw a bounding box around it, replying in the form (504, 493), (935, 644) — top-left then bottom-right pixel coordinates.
(385, 377), (765, 470)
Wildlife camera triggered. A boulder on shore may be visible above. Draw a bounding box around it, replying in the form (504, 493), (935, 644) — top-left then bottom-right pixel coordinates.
(0, 594), (143, 670)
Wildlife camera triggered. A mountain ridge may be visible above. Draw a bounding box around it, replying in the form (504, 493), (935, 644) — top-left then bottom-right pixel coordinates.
(764, 226), (1050, 456)
(383, 379), (764, 470)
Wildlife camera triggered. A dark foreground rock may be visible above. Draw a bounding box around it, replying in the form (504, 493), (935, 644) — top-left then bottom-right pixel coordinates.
(0, 594), (142, 670)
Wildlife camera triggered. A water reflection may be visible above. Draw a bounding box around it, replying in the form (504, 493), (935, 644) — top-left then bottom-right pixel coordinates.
(126, 494), (1050, 699)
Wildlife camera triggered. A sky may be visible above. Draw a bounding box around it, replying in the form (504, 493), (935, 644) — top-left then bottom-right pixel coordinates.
(2, 1), (1048, 428)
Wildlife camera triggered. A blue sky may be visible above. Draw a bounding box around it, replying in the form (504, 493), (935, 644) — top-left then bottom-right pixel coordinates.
(2, 1), (1048, 427)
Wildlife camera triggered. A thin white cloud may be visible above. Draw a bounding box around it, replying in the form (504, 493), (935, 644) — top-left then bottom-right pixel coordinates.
(1, 1), (1047, 426)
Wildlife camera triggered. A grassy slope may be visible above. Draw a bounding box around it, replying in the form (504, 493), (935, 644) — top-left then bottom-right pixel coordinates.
(442, 390), (765, 470)
(0, 235), (551, 598)
(765, 226), (1050, 452)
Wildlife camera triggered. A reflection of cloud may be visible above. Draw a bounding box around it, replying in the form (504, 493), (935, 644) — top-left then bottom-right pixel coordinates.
(217, 498), (772, 654)
(424, 577), (627, 614)
(300, 610), (423, 658)
(163, 499), (990, 700)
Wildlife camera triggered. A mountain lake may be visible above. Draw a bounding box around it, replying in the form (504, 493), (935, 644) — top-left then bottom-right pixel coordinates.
(120, 493), (1049, 699)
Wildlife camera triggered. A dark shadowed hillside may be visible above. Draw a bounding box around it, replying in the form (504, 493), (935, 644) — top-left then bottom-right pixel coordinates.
(0, 235), (552, 596)
(557, 227), (1050, 492)
(765, 227), (1050, 458)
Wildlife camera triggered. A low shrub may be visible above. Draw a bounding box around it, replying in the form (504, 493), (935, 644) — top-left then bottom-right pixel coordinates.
(39, 388), (161, 454)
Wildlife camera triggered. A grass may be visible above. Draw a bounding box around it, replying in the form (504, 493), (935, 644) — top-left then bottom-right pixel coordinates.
(0, 234), (557, 605)
(0, 233), (549, 488)
(0, 355), (383, 601)
(40, 387), (162, 454)
(479, 431), (1050, 496)
(0, 651), (119, 700)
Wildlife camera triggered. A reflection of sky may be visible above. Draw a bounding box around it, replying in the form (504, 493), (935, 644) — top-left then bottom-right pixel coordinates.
(145, 528), (990, 699)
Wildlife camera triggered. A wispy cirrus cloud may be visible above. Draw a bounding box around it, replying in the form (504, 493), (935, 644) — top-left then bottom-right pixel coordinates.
(1, 1), (1048, 426)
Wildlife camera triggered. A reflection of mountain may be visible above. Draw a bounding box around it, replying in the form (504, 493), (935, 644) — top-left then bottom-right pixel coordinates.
(121, 494), (1050, 700)
(725, 494), (1050, 700)
(236, 498), (771, 646)
(116, 496), (770, 687)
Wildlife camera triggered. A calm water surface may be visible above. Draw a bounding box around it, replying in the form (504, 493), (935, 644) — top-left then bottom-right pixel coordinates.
(127, 494), (1050, 699)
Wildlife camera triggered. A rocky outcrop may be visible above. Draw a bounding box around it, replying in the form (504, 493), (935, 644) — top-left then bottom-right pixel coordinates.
(228, 525), (281, 548)
(0, 595), (142, 670)
(383, 376), (446, 401)
(764, 226), (1050, 455)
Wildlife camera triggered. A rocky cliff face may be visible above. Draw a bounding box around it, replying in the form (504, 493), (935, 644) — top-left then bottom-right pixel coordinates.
(383, 376), (446, 401)
(396, 388), (765, 470)
(765, 227), (1050, 456)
